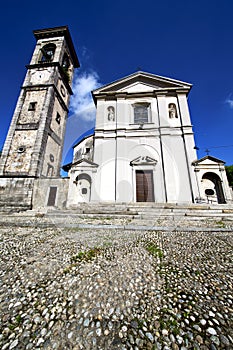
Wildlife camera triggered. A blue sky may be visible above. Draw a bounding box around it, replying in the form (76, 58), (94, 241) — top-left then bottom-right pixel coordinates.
(0, 0), (233, 165)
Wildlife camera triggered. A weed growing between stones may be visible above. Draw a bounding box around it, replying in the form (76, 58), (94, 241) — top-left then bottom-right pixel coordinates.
(71, 247), (101, 263)
(215, 220), (226, 228)
(144, 241), (163, 258)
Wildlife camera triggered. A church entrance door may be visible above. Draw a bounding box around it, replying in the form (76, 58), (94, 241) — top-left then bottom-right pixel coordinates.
(136, 170), (154, 202)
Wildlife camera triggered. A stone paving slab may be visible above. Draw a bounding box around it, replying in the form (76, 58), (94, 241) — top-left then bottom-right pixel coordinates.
(0, 219), (232, 350)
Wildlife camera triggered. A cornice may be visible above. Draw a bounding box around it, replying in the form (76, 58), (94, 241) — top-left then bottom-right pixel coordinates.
(93, 87), (190, 104)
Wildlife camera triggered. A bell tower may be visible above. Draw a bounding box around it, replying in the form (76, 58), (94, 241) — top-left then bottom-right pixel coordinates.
(0, 26), (79, 178)
(0, 26), (79, 210)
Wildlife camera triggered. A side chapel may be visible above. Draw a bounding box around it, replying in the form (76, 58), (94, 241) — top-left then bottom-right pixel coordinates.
(0, 26), (232, 210)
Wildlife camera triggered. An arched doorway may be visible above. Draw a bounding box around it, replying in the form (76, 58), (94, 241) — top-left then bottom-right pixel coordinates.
(202, 172), (226, 204)
(76, 173), (91, 203)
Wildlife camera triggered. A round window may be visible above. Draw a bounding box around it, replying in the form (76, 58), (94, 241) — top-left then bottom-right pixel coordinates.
(49, 154), (54, 162)
(17, 146), (26, 153)
(82, 188), (87, 195)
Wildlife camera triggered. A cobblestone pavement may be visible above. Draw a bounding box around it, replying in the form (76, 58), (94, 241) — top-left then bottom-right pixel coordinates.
(0, 223), (232, 350)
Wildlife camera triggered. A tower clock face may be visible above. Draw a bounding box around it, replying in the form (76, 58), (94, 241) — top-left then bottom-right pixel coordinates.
(31, 69), (50, 83)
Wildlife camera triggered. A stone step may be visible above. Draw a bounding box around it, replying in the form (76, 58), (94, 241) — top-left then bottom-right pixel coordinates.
(45, 207), (233, 218)
(184, 212), (233, 218)
(135, 209), (223, 215)
(2, 202), (233, 226)
(136, 210), (233, 217)
(45, 213), (136, 220)
(0, 203), (31, 212)
(67, 202), (212, 210)
(65, 202), (233, 212)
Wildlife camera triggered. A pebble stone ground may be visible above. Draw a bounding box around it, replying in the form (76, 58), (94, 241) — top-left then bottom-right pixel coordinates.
(0, 218), (232, 350)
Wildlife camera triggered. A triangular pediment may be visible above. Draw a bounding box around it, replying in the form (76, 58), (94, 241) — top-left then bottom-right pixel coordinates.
(130, 156), (157, 166)
(192, 156), (225, 166)
(93, 71), (192, 95)
(120, 82), (157, 93)
(71, 158), (99, 168)
(63, 159), (98, 173)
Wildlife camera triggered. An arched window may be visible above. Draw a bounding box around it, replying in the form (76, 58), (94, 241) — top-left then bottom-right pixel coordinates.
(40, 43), (56, 62)
(76, 173), (92, 183)
(62, 53), (70, 70)
(61, 53), (70, 82)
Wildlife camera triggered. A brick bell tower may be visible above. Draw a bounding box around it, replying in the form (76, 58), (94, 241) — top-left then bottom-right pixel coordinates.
(0, 26), (79, 210)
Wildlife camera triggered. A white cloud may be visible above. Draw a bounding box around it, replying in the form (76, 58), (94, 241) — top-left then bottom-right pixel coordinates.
(70, 71), (101, 121)
(62, 71), (102, 164)
(226, 96), (233, 109)
(81, 46), (90, 60)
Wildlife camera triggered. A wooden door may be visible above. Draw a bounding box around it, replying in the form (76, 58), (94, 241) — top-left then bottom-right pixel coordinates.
(47, 186), (57, 206)
(136, 170), (154, 202)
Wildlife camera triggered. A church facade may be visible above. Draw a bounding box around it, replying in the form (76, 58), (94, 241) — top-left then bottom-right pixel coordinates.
(0, 27), (232, 211)
(65, 72), (232, 206)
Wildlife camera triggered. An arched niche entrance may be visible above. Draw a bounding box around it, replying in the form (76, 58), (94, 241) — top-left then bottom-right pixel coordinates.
(75, 173), (91, 203)
(202, 172), (226, 204)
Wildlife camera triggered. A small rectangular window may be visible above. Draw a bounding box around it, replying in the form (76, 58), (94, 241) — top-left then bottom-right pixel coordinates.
(134, 103), (150, 124)
(47, 164), (54, 177)
(56, 112), (61, 124)
(28, 102), (37, 111)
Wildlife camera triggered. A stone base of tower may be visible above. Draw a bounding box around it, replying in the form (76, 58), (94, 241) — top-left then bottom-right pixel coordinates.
(0, 177), (34, 211)
(32, 178), (69, 210)
(0, 177), (69, 212)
